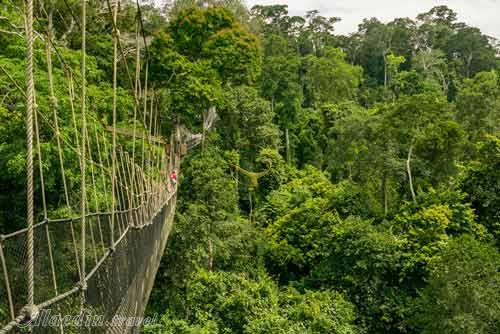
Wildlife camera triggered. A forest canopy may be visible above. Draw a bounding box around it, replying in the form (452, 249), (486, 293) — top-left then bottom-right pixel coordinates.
(1, 0), (500, 333)
(143, 2), (500, 334)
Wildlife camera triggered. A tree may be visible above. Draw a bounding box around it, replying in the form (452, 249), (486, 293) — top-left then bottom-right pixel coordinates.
(247, 288), (358, 334)
(446, 27), (497, 78)
(313, 216), (407, 334)
(412, 235), (500, 334)
(218, 86), (280, 155)
(415, 6), (458, 52)
(382, 93), (460, 202)
(149, 6), (261, 128)
(165, 0), (250, 24)
(203, 26), (261, 85)
(355, 18), (393, 84)
(304, 10), (340, 56)
(456, 71), (500, 154)
(461, 136), (500, 244)
(146, 269), (358, 334)
(304, 48), (363, 107)
(413, 49), (450, 94)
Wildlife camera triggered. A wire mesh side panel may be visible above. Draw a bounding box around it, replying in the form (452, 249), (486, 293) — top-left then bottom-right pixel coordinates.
(84, 197), (175, 333)
(0, 219), (83, 331)
(0, 230), (29, 324)
(0, 192), (176, 333)
(30, 293), (81, 334)
(133, 194), (177, 334)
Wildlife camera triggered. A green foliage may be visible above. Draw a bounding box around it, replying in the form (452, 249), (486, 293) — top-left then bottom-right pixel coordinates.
(456, 71), (500, 155)
(203, 26), (261, 85)
(313, 216), (407, 333)
(149, 6), (261, 129)
(263, 167), (379, 284)
(218, 86), (280, 154)
(3, 1), (500, 333)
(167, 0), (250, 25)
(304, 48), (363, 107)
(247, 288), (358, 334)
(146, 270), (358, 334)
(146, 3), (500, 334)
(462, 136), (500, 244)
(412, 235), (500, 333)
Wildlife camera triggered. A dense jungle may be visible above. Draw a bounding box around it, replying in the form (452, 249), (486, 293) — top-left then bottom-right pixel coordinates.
(1, 0), (500, 333)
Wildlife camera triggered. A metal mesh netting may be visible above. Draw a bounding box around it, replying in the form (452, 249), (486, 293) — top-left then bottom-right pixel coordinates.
(0, 0), (196, 331)
(0, 191), (176, 333)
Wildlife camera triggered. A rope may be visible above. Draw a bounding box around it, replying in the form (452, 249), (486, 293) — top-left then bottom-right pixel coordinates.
(80, 0), (88, 309)
(87, 125), (106, 247)
(45, 8), (81, 309)
(25, 0), (36, 313)
(0, 1), (196, 331)
(131, 15), (141, 224)
(33, 91), (66, 331)
(39, 47), (65, 325)
(65, 72), (84, 280)
(146, 91), (155, 217)
(118, 149), (132, 225)
(94, 122), (112, 213)
(85, 124), (106, 254)
(141, 61), (149, 219)
(111, 0), (120, 249)
(104, 0), (138, 105)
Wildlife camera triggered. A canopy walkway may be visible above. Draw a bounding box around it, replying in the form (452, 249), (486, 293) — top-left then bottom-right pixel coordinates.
(0, 0), (209, 332)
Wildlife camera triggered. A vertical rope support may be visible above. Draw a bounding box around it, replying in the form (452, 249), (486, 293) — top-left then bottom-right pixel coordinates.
(131, 15), (141, 226)
(141, 62), (149, 220)
(25, 0), (36, 311)
(111, 0), (120, 248)
(95, 123), (112, 213)
(152, 102), (161, 211)
(118, 149), (131, 223)
(146, 91), (154, 217)
(0, 240), (15, 320)
(43, 17), (67, 333)
(64, 72), (84, 281)
(80, 0), (88, 308)
(124, 151), (135, 223)
(85, 125), (105, 255)
(86, 124), (106, 253)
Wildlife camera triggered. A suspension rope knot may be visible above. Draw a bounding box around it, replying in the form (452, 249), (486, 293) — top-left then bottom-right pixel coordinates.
(21, 305), (40, 323)
(79, 280), (88, 291)
(49, 96), (58, 109)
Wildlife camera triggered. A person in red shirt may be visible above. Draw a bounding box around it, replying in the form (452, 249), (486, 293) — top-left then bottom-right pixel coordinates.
(170, 170), (178, 185)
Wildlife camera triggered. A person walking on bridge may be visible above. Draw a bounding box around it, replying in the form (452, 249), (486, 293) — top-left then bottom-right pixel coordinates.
(170, 170), (178, 185)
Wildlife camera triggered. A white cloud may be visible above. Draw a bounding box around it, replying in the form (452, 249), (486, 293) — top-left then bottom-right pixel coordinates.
(245, 0), (500, 38)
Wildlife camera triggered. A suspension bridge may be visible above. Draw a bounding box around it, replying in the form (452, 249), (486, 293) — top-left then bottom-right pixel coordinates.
(0, 0), (210, 332)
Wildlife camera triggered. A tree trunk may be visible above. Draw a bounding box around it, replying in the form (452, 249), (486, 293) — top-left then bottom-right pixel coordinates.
(285, 128), (290, 164)
(208, 238), (213, 271)
(407, 144), (417, 204)
(381, 172), (388, 216)
(384, 56), (388, 89)
(249, 191), (253, 222)
(202, 111), (206, 154)
(466, 53), (473, 78)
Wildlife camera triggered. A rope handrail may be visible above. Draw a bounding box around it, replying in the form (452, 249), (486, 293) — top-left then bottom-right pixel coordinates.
(0, 187), (174, 241)
(0, 0), (209, 331)
(0, 189), (177, 333)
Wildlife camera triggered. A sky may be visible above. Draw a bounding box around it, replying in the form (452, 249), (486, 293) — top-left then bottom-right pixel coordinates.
(245, 0), (500, 39)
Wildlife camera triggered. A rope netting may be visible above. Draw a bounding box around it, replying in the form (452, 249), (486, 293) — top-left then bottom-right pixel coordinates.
(0, 0), (189, 332)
